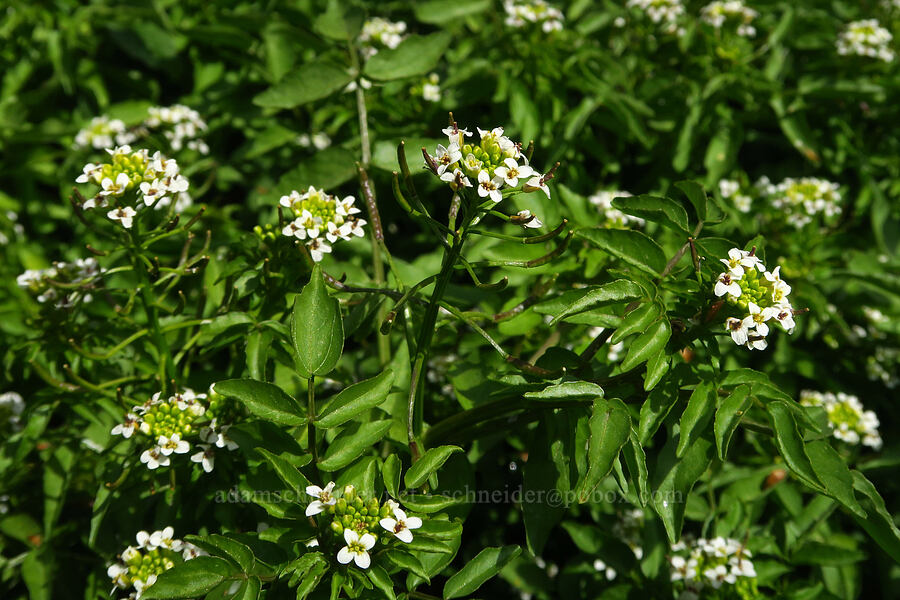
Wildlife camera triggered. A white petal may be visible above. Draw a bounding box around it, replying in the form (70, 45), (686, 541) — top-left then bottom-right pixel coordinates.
(336, 547), (353, 564)
(405, 516), (423, 529)
(359, 533), (376, 550)
(354, 551), (371, 569)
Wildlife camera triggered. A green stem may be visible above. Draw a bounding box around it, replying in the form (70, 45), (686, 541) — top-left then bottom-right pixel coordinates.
(407, 235), (466, 459)
(308, 376), (318, 465)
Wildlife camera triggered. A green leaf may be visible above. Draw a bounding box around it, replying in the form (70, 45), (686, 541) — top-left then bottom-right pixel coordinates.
(277, 146), (359, 191)
(383, 454), (402, 498)
(639, 373), (681, 444)
(622, 433), (650, 506)
(577, 399), (631, 502)
(714, 385), (752, 460)
(184, 534), (255, 573)
(767, 401), (825, 492)
(245, 329), (272, 381)
(405, 446), (463, 489)
(416, 519), (464, 540)
(851, 471), (900, 562)
(385, 550), (430, 582)
(318, 420), (392, 471)
(255, 448), (311, 496)
(142, 556), (237, 599)
(653, 435), (715, 542)
(442, 545), (521, 599)
(253, 61), (353, 109)
(620, 318), (671, 372)
(643, 351), (670, 392)
(42, 444), (75, 536)
(365, 32), (452, 81)
(292, 264), (344, 377)
(398, 494), (464, 513)
(611, 302), (660, 344)
(611, 194), (689, 233)
(677, 382), (716, 458)
(367, 564), (396, 600)
(524, 381), (604, 400)
(295, 554), (329, 600)
(545, 280), (644, 324)
(413, 0), (491, 23)
(316, 369), (395, 428)
(213, 379), (306, 427)
(576, 228), (667, 276)
(22, 548), (53, 600)
(314, 1), (364, 40)
(674, 180), (707, 222)
(805, 441), (866, 518)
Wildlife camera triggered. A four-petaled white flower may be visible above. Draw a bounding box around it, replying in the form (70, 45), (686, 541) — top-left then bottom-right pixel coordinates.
(714, 272), (741, 298)
(726, 317), (749, 345)
(774, 307), (795, 332)
(477, 170), (503, 203)
(305, 481), (337, 516)
(140, 447), (170, 470)
(380, 506), (423, 543)
(745, 302), (777, 337)
(494, 158), (534, 187)
(100, 173), (131, 197)
(158, 433), (190, 456)
(440, 168), (472, 190)
(108, 206), (137, 229)
(720, 248), (761, 278)
(435, 144), (462, 175)
(308, 238), (332, 262)
(190, 444), (215, 472)
(704, 564), (737, 588)
(139, 180), (166, 206)
(136, 530), (154, 549)
(524, 175), (551, 198)
(111, 413), (139, 438)
(515, 210), (543, 228)
(337, 528), (376, 569)
(150, 526), (183, 552)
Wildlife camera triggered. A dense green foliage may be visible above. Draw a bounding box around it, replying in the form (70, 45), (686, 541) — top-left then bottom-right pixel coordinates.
(1, 1), (899, 599)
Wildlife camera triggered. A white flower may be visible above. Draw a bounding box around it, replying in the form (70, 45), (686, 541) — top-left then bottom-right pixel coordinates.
(140, 447), (170, 470)
(336, 529), (376, 569)
(139, 180), (167, 206)
(704, 564), (736, 588)
(379, 506), (423, 543)
(308, 238), (332, 262)
(493, 158), (534, 187)
(524, 175), (551, 198)
(745, 302), (777, 337)
(714, 272), (742, 298)
(435, 144), (462, 175)
(76, 163), (101, 184)
(108, 206), (137, 229)
(190, 445), (215, 472)
(720, 248), (761, 278)
(477, 170), (504, 203)
(111, 414), (139, 438)
(158, 434), (190, 456)
(774, 307), (795, 333)
(149, 527), (183, 552)
(440, 168), (472, 190)
(305, 482), (337, 516)
(136, 530), (153, 549)
(592, 558), (617, 580)
(182, 542), (206, 560)
(726, 317), (749, 345)
(100, 172), (131, 197)
(515, 210), (543, 228)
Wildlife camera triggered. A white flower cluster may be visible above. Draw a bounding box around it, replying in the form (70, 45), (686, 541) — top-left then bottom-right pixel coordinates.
(714, 248), (795, 351)
(413, 73), (441, 102)
(76, 146), (191, 228)
(670, 537), (757, 593)
(756, 176), (841, 228)
(588, 190), (646, 228)
(800, 390), (882, 449)
(145, 104), (210, 154)
(718, 179), (752, 213)
(503, 0), (565, 32)
(107, 527), (204, 599)
(627, 0), (685, 34)
(297, 132), (332, 150)
(16, 258), (102, 308)
(0, 392), (24, 429)
(279, 186), (366, 262)
(700, 1), (758, 37)
(837, 19), (895, 62)
(359, 18), (407, 59)
(74, 116), (136, 150)
(112, 388), (237, 473)
(305, 483), (423, 570)
(431, 124), (551, 209)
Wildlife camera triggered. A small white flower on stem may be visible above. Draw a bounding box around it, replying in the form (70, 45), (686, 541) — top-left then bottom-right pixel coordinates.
(335, 196), (361, 216)
(157, 434), (190, 456)
(136, 530), (153, 549)
(140, 180), (166, 206)
(720, 248), (761, 277)
(774, 307), (796, 333)
(746, 335), (768, 351)
(380, 506), (423, 543)
(714, 272), (741, 298)
(745, 302), (777, 337)
(477, 170), (503, 203)
(100, 173), (131, 197)
(524, 174), (551, 198)
(76, 163), (101, 184)
(336, 529), (376, 569)
(108, 206), (136, 229)
(440, 168), (471, 190)
(149, 527), (183, 552)
(305, 481), (337, 516)
(190, 444), (215, 473)
(435, 144), (462, 175)
(726, 317), (749, 345)
(515, 210), (543, 228)
(308, 238), (332, 262)
(283, 217), (308, 240)
(111, 414), (139, 438)
(493, 158), (534, 187)
(140, 447), (170, 470)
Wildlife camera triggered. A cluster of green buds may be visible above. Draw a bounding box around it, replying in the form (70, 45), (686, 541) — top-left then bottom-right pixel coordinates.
(800, 390), (882, 449)
(107, 527), (202, 599)
(669, 536), (758, 599)
(16, 257), (101, 308)
(111, 388), (238, 473)
(713, 248), (797, 351)
(278, 186), (367, 262)
(75, 146), (190, 229)
(305, 483), (423, 570)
